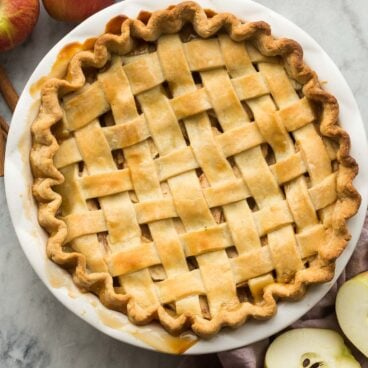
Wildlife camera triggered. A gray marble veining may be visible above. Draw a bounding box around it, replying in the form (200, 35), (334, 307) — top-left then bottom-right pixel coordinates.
(0, 1), (367, 367)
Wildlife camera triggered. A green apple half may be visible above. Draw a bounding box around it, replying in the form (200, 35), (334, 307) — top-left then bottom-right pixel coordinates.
(336, 272), (368, 357)
(265, 328), (360, 367)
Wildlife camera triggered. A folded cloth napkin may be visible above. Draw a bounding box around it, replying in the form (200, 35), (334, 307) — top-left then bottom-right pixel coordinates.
(180, 213), (368, 368)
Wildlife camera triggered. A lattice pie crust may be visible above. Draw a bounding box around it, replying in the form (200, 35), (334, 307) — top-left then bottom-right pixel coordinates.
(31, 2), (360, 337)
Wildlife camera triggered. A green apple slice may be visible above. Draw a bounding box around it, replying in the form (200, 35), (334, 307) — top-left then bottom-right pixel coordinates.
(336, 272), (368, 357)
(265, 328), (361, 368)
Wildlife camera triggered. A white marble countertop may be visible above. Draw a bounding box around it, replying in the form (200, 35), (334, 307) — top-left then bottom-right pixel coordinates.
(1, 1), (367, 367)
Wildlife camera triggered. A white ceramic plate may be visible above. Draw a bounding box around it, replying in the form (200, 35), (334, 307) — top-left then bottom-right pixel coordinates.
(5, 0), (368, 355)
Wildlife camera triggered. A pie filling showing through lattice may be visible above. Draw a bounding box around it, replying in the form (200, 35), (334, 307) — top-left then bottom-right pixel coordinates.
(30, 3), (360, 336)
(54, 33), (336, 317)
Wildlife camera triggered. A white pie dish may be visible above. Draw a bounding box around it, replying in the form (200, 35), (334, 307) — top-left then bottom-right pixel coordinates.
(4, 0), (368, 355)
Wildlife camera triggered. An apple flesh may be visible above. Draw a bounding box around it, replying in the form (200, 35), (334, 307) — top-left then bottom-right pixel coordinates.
(265, 328), (360, 367)
(0, 0), (40, 52)
(336, 272), (368, 357)
(42, 0), (114, 23)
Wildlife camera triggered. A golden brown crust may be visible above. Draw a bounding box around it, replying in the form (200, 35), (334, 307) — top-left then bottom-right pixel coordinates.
(30, 1), (360, 337)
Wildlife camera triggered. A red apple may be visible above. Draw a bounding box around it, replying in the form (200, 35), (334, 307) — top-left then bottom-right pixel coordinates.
(0, 0), (40, 52)
(43, 0), (114, 23)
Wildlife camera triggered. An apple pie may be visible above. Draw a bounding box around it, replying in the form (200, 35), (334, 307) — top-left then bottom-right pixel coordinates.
(30, 1), (360, 337)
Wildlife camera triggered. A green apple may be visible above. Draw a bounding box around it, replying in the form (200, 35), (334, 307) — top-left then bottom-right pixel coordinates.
(336, 272), (368, 357)
(265, 328), (360, 367)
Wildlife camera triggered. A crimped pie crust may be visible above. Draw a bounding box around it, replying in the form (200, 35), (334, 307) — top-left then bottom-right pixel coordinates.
(30, 1), (360, 337)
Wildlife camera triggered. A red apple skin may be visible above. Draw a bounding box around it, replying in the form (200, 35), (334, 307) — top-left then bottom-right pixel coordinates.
(0, 0), (40, 52)
(43, 0), (115, 23)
